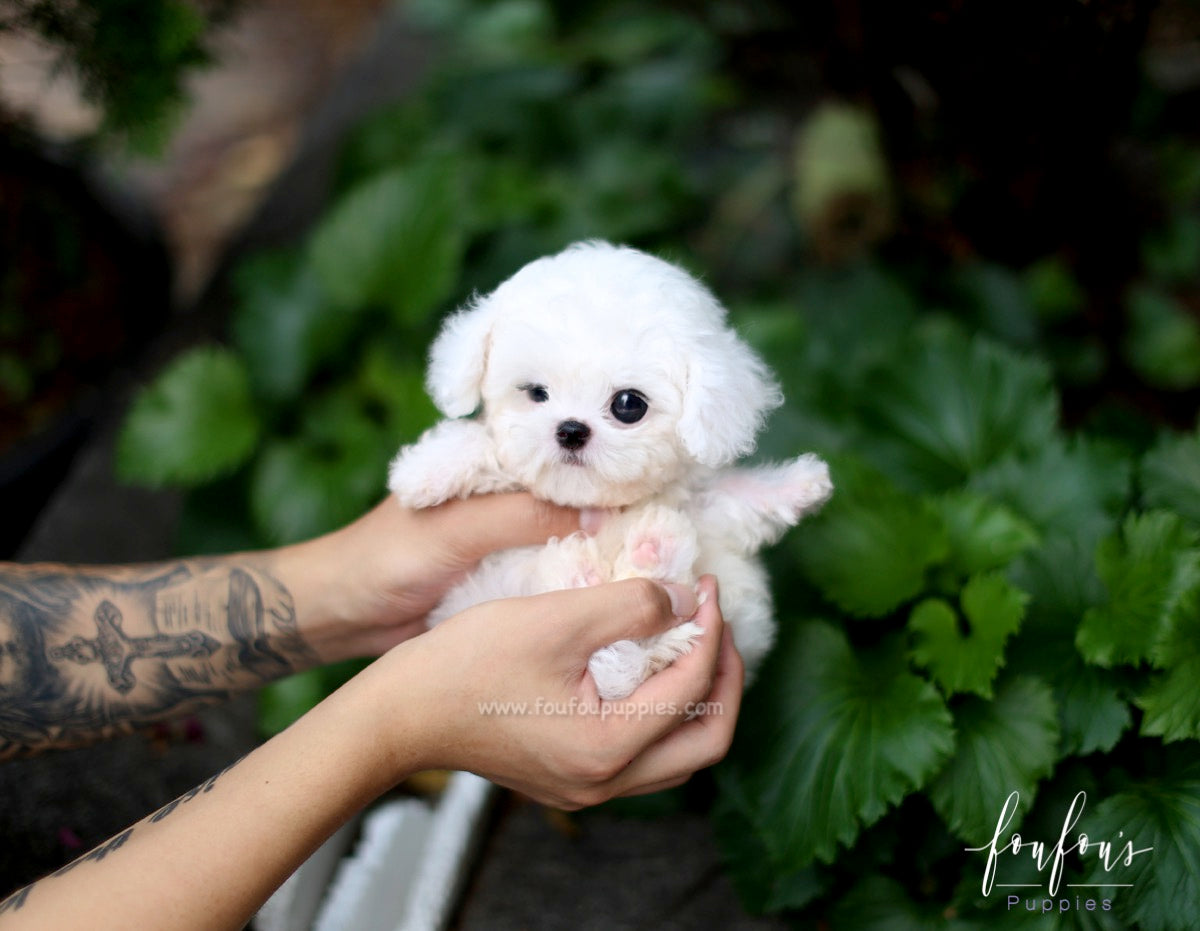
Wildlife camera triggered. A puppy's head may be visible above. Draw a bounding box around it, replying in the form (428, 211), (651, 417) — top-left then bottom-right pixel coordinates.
(426, 241), (782, 507)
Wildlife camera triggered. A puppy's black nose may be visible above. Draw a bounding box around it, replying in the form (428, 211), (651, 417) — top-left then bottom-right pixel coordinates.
(556, 420), (591, 450)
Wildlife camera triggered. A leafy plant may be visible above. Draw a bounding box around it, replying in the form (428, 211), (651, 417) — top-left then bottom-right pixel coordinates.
(115, 1), (1200, 925)
(719, 264), (1200, 926)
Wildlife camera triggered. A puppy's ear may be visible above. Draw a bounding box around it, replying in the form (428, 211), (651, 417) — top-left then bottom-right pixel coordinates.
(677, 328), (783, 467)
(426, 295), (499, 417)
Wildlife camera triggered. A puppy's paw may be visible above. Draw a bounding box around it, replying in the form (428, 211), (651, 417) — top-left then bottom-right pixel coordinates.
(388, 419), (513, 509)
(699, 453), (834, 551)
(780, 453), (834, 516)
(536, 534), (607, 590)
(588, 640), (649, 701)
(388, 437), (465, 508)
(587, 621), (702, 701)
(614, 506), (699, 583)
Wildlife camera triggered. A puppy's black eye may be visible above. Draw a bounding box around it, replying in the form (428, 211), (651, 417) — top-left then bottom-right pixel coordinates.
(610, 389), (648, 424)
(520, 383), (549, 403)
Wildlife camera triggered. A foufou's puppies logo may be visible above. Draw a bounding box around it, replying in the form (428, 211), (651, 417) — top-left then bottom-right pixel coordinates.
(966, 791), (1153, 915)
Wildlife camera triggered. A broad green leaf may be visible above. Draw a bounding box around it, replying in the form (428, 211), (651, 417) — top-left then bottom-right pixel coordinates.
(1007, 537), (1131, 756)
(970, 437), (1129, 548)
(1141, 430), (1200, 528)
(795, 262), (918, 397)
(716, 620), (955, 870)
(711, 785), (826, 915)
(860, 325), (1059, 490)
(928, 676), (1059, 846)
(230, 250), (355, 402)
(1124, 285), (1200, 390)
(356, 339), (440, 444)
(1081, 768), (1200, 931)
(309, 161), (465, 327)
(1057, 670), (1133, 758)
(935, 491), (1041, 577)
(433, 62), (576, 149)
(1076, 512), (1200, 668)
(908, 573), (1029, 698)
(794, 457), (948, 618)
(1137, 586), (1200, 742)
(829, 875), (984, 930)
(552, 140), (696, 242)
(249, 390), (393, 544)
(116, 346), (260, 487)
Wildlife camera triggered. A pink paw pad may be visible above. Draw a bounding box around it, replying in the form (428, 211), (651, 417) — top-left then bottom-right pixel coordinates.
(631, 539), (664, 571)
(571, 567), (604, 588)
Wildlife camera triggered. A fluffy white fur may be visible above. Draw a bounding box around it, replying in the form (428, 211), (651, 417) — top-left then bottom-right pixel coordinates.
(389, 241), (833, 700)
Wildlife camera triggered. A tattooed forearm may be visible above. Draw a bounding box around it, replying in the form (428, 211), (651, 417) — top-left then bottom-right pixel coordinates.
(0, 756), (244, 915)
(0, 561), (316, 758)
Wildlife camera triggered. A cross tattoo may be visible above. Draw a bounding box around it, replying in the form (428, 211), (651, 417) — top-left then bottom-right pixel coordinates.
(50, 600), (221, 694)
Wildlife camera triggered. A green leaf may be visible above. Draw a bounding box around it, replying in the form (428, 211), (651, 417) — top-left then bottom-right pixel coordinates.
(249, 389), (393, 544)
(116, 346), (260, 487)
(909, 574), (1029, 698)
(1141, 430), (1200, 528)
(230, 250), (355, 402)
(309, 161), (465, 327)
(795, 262), (918, 397)
(1137, 586), (1200, 742)
(1008, 537), (1132, 756)
(1081, 768), (1200, 931)
(829, 875), (984, 930)
(860, 325), (1059, 490)
(794, 457), (948, 618)
(1124, 285), (1200, 390)
(716, 620), (955, 870)
(711, 786), (826, 915)
(1076, 512), (1200, 668)
(935, 491), (1041, 577)
(970, 437), (1130, 549)
(356, 339), (440, 443)
(1056, 670), (1134, 758)
(928, 677), (1059, 846)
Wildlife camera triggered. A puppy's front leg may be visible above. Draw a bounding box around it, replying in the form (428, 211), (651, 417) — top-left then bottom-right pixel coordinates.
(388, 419), (516, 509)
(697, 453), (833, 553)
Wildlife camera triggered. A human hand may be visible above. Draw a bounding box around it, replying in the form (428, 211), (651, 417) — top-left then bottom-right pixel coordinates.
(367, 574), (743, 809)
(287, 493), (590, 660)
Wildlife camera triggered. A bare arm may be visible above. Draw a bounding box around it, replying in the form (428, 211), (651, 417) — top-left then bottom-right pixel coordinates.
(0, 493), (584, 758)
(0, 576), (742, 930)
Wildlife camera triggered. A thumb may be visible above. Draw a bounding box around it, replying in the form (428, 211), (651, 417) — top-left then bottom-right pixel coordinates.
(429, 492), (584, 561)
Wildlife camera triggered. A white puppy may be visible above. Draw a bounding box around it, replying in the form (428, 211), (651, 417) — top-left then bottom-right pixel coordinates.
(389, 241), (832, 699)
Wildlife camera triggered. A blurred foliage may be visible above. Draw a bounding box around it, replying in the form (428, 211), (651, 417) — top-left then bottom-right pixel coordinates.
(1, 0), (230, 151)
(115, 0), (1200, 925)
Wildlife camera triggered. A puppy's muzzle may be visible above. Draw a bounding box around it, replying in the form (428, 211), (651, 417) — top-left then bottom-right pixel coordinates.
(556, 420), (591, 451)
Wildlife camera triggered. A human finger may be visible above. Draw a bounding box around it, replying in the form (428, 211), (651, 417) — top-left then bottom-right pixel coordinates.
(608, 576), (724, 739)
(526, 577), (699, 656)
(425, 492), (583, 561)
(604, 624), (744, 795)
